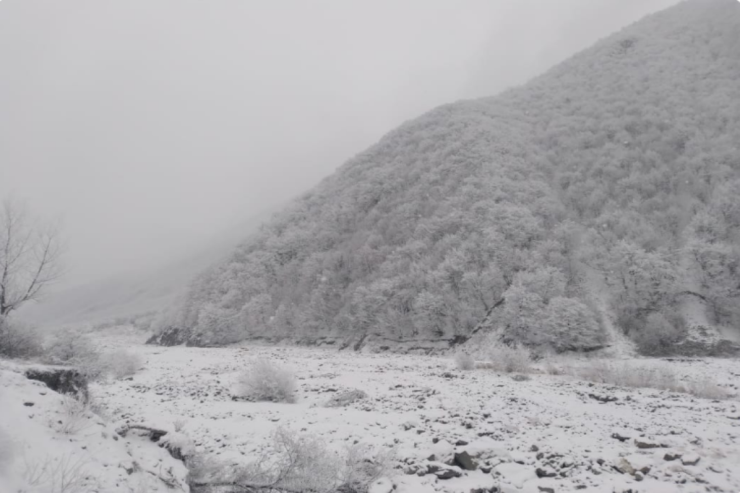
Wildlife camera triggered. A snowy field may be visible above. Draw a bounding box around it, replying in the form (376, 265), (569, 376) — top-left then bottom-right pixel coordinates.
(82, 328), (740, 493)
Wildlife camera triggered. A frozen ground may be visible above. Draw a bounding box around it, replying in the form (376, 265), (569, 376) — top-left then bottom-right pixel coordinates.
(0, 361), (190, 493)
(82, 328), (740, 493)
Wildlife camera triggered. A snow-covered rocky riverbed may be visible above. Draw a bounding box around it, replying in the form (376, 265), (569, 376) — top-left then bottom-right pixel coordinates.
(90, 329), (740, 493)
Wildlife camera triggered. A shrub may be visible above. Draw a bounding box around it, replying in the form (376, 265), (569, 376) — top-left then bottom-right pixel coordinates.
(0, 316), (44, 359)
(453, 352), (475, 371)
(103, 350), (143, 379)
(481, 343), (532, 373)
(43, 329), (106, 380)
(573, 360), (731, 400)
(187, 427), (392, 493)
(21, 453), (92, 493)
(631, 312), (686, 356)
(236, 358), (297, 403)
(56, 395), (94, 435)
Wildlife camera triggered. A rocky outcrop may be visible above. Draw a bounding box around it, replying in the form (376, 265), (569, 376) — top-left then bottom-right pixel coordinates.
(146, 326), (193, 346)
(25, 366), (89, 400)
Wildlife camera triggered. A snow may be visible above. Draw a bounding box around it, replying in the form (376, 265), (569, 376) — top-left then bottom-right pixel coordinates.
(0, 361), (189, 493)
(80, 329), (740, 493)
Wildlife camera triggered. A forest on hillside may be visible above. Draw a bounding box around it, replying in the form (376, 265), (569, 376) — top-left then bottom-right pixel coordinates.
(159, 0), (740, 355)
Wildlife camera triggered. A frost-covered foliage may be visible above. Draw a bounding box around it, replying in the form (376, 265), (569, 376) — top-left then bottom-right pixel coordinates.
(188, 427), (392, 493)
(42, 329), (143, 380)
(103, 350), (144, 379)
(481, 342), (533, 374)
(0, 316), (44, 359)
(454, 352), (475, 371)
(162, 0), (740, 354)
(236, 358), (297, 403)
(574, 360), (732, 400)
(43, 329), (103, 375)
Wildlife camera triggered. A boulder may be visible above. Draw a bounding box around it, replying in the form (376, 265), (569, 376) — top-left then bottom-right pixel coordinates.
(453, 451), (477, 471)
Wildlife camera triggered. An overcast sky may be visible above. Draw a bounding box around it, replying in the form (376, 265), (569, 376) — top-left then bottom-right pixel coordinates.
(0, 0), (679, 288)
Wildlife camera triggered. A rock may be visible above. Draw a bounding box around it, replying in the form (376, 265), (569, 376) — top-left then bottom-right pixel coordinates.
(681, 454), (700, 466)
(589, 393), (618, 403)
(453, 451), (477, 471)
(455, 439), (469, 446)
(324, 389), (368, 408)
(146, 326), (192, 346)
(663, 453), (682, 461)
(536, 467), (558, 478)
(614, 458), (636, 476)
(427, 463), (462, 480)
(25, 367), (89, 400)
(611, 432), (630, 442)
(538, 487), (556, 493)
(23, 402), (34, 407)
(634, 438), (661, 449)
(530, 445), (540, 452)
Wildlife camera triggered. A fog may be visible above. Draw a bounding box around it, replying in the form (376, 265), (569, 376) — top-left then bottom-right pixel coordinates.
(0, 0), (679, 288)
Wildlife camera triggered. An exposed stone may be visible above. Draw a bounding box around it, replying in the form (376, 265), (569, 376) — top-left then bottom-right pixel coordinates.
(614, 458), (636, 476)
(145, 326), (192, 346)
(324, 389), (368, 408)
(634, 438), (662, 449)
(663, 453), (682, 461)
(681, 454), (700, 466)
(25, 367), (89, 400)
(453, 451), (477, 471)
(536, 467), (558, 478)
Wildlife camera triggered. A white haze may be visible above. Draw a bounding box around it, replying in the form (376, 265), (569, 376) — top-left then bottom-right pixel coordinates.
(0, 0), (679, 289)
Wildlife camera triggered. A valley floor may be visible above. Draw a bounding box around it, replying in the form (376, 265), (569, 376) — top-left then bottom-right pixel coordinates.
(93, 329), (740, 493)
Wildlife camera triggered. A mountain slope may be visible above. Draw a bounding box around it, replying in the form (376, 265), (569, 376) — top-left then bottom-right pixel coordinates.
(161, 0), (740, 354)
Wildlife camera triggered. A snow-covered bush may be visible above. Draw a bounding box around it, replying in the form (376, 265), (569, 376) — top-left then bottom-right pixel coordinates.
(574, 360), (730, 399)
(630, 312), (685, 356)
(187, 427), (392, 493)
(103, 350), (144, 379)
(43, 328), (108, 380)
(481, 342), (532, 373)
(0, 316), (44, 359)
(57, 395), (94, 435)
(236, 358), (297, 403)
(453, 352), (475, 370)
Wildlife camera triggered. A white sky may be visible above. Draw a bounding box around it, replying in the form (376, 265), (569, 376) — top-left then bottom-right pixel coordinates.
(0, 0), (679, 287)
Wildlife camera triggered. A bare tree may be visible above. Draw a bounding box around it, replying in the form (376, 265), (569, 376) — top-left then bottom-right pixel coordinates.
(0, 198), (63, 316)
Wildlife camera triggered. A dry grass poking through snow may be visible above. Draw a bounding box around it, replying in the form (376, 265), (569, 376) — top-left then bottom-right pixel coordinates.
(477, 343), (532, 374)
(453, 352), (475, 370)
(188, 426), (392, 493)
(236, 358), (297, 403)
(21, 453), (94, 493)
(573, 360), (732, 400)
(104, 350), (143, 379)
(56, 395), (95, 435)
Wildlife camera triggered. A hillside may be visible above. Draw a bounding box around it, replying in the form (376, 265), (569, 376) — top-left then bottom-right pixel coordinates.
(159, 0), (740, 354)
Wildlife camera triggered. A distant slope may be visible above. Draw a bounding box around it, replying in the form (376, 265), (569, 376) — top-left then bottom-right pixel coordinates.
(163, 0), (740, 354)
(17, 210), (274, 327)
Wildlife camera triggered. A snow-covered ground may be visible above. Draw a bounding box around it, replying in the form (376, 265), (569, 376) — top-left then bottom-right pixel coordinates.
(80, 328), (740, 493)
(0, 361), (190, 493)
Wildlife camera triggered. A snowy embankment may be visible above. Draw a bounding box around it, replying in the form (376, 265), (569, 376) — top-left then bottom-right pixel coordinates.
(53, 330), (740, 492)
(0, 360), (189, 493)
